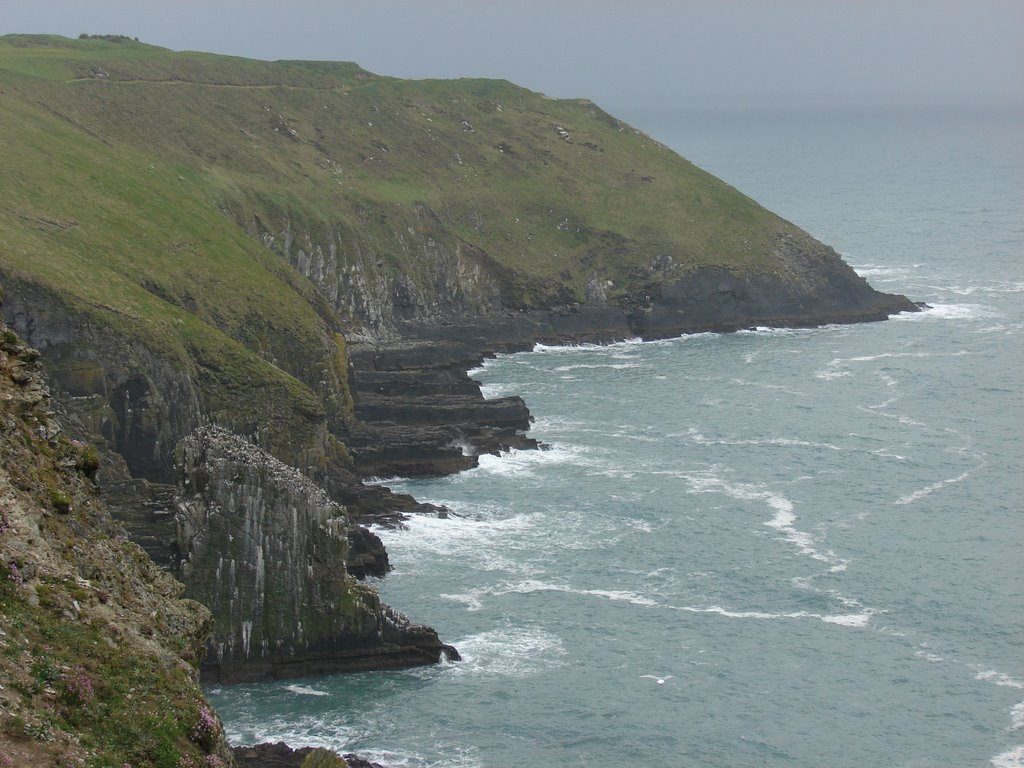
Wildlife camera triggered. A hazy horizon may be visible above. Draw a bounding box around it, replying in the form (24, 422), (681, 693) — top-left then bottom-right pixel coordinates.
(2, 1), (1022, 117)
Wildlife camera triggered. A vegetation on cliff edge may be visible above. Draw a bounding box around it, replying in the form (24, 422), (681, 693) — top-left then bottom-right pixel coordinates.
(0, 317), (230, 767)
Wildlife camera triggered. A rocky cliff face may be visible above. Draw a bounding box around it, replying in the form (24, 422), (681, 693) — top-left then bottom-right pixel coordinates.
(249, 210), (917, 343)
(239, 206), (514, 337)
(0, 311), (233, 767)
(175, 426), (458, 683)
(2, 282), (204, 483)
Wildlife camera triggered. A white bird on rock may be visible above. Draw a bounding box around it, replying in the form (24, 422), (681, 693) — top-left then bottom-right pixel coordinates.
(641, 675), (674, 685)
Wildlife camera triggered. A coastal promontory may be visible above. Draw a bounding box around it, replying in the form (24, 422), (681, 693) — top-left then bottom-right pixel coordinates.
(0, 34), (917, 766)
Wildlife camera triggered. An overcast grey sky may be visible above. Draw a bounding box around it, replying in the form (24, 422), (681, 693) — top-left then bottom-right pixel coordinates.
(2, 0), (1021, 113)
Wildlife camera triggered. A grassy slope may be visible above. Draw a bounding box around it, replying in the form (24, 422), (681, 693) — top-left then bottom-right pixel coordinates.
(0, 35), (833, 448)
(0, 35), (815, 305)
(0, 37), (364, 454)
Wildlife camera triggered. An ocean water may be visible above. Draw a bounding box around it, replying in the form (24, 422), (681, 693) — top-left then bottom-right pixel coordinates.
(207, 107), (1024, 768)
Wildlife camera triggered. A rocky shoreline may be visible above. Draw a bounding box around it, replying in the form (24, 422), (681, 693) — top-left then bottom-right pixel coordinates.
(0, 37), (924, 765)
(341, 283), (919, 490)
(0, 265), (918, 765)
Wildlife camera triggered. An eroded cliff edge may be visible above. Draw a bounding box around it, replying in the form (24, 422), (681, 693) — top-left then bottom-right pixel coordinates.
(0, 313), (233, 766)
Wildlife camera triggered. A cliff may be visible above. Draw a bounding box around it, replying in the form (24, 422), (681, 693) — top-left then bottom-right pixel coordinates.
(0, 35), (917, 481)
(175, 426), (458, 683)
(0, 33), (920, 760)
(0, 311), (232, 767)
(0, 30), (929, 765)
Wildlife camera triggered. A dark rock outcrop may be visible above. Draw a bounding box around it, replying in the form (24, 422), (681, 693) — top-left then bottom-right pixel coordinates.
(174, 426), (458, 683)
(1, 282), (204, 484)
(339, 261), (917, 479)
(233, 742), (384, 768)
(345, 337), (537, 479)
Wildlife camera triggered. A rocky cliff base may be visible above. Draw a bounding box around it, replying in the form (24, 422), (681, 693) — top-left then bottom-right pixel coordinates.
(342, 272), (919, 480)
(234, 742), (383, 768)
(175, 426), (459, 684)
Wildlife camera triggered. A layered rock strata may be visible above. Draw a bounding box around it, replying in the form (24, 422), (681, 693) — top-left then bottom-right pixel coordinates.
(347, 337), (536, 479)
(339, 262), (919, 479)
(174, 426), (458, 683)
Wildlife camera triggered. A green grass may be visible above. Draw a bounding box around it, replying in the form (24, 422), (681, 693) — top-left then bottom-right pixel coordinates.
(0, 34), (827, 445)
(0, 34), (810, 283)
(0, 63), (349, 457)
(0, 567), (217, 767)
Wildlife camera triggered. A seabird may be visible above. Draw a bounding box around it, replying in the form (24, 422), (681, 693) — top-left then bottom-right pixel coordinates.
(640, 675), (674, 685)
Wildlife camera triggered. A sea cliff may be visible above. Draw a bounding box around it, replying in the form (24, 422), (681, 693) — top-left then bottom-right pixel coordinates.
(0, 34), (918, 766)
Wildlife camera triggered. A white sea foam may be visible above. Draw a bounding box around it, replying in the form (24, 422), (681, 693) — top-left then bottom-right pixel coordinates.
(531, 338), (641, 354)
(913, 644), (944, 663)
(683, 470), (848, 570)
(493, 578), (660, 607)
(735, 326), (818, 337)
(728, 377), (804, 395)
(355, 747), (482, 768)
(871, 447), (907, 460)
(479, 382), (518, 398)
(893, 302), (997, 322)
(373, 509), (538, 574)
(686, 426), (841, 452)
(471, 443), (602, 478)
(450, 625), (566, 678)
(814, 368), (852, 380)
(977, 322), (1024, 335)
(851, 350), (970, 363)
(865, 396), (901, 410)
(852, 263), (920, 279)
(674, 604), (871, 627)
(878, 371), (899, 388)
(440, 592), (486, 611)
(1012, 702), (1024, 731)
(936, 280), (1024, 296)
(819, 613), (872, 627)
(976, 670), (1024, 690)
(284, 684), (330, 697)
(817, 349), (971, 381)
(553, 362), (642, 372)
(895, 471), (971, 505)
(991, 745), (1024, 768)
(856, 405), (930, 428)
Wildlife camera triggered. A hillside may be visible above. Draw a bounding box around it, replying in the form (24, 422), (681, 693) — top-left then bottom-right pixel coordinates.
(0, 33), (917, 764)
(0, 33), (910, 332)
(0, 33), (914, 473)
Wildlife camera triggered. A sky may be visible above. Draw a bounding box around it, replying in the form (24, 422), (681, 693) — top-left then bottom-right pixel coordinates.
(2, 0), (1022, 115)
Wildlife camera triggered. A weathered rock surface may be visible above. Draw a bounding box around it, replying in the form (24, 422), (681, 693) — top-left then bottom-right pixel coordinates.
(174, 425), (458, 683)
(1, 281), (204, 483)
(0, 311), (232, 767)
(338, 260), (918, 479)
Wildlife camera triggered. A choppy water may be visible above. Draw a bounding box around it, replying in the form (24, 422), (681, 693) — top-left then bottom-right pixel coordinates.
(208, 108), (1024, 767)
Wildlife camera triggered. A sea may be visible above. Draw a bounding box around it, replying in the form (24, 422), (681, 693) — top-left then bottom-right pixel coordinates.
(207, 106), (1024, 768)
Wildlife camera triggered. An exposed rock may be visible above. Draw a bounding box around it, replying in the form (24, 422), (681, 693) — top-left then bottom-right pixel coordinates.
(174, 426), (458, 683)
(345, 524), (390, 579)
(345, 337), (537, 478)
(233, 742), (385, 768)
(2, 281), (203, 483)
(0, 311), (230, 767)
